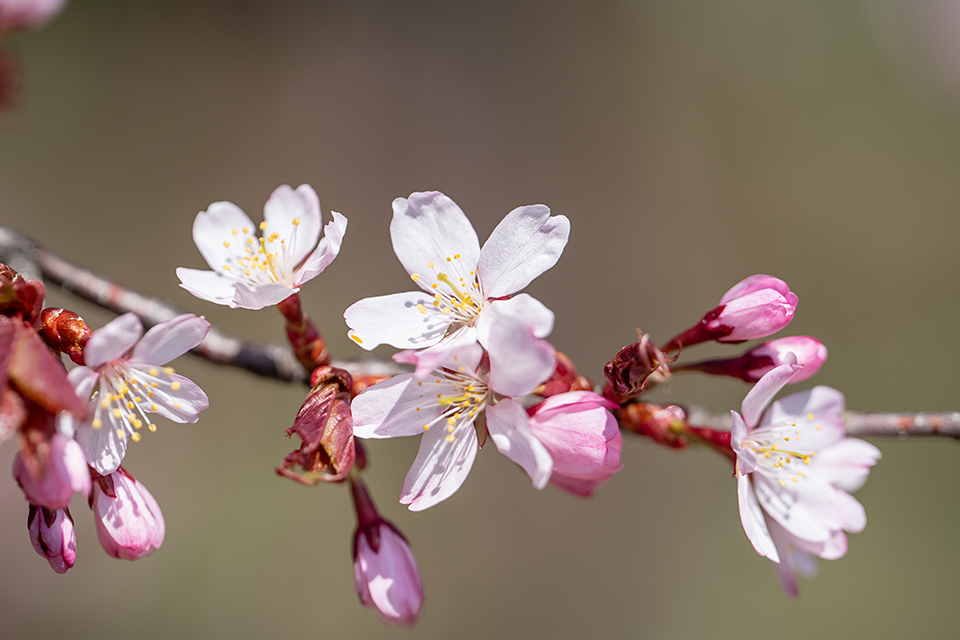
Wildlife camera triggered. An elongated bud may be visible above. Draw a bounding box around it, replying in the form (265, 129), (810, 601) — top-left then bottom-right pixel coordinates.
(90, 468), (165, 560)
(14, 432), (91, 509)
(0, 263), (44, 327)
(38, 308), (92, 365)
(27, 504), (76, 574)
(351, 478), (424, 626)
(676, 336), (827, 383)
(603, 333), (671, 403)
(276, 366), (355, 485)
(662, 275), (798, 352)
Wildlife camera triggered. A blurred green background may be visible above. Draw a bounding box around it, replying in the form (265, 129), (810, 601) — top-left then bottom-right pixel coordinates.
(1, 0), (959, 638)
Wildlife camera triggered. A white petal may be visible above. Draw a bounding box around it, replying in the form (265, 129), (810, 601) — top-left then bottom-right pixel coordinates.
(176, 268), (239, 307)
(85, 313), (143, 369)
(765, 518), (799, 596)
(480, 294), (554, 338)
(754, 475), (838, 543)
(263, 184), (323, 268)
(766, 386), (846, 448)
(477, 205), (570, 298)
(400, 421), (479, 511)
(813, 438), (882, 492)
(731, 411), (757, 475)
(136, 372), (209, 423)
(738, 474), (779, 562)
(345, 291), (452, 351)
(68, 366), (99, 401)
(131, 315), (209, 366)
(352, 374), (447, 439)
(741, 361), (802, 428)
(295, 211), (347, 285)
(396, 326), (479, 378)
(75, 423), (126, 474)
(231, 282), (298, 310)
(479, 307), (555, 397)
(192, 201), (256, 271)
(390, 192), (481, 285)
(486, 398), (553, 489)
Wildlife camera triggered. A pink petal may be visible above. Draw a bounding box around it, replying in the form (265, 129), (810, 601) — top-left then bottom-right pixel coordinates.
(477, 204), (570, 298)
(487, 398), (553, 489)
(192, 201), (256, 272)
(527, 392), (620, 477)
(131, 314), (209, 366)
(352, 374), (447, 439)
(479, 308), (555, 397)
(390, 192), (481, 285)
(813, 438), (882, 492)
(753, 475), (838, 543)
(176, 268), (239, 307)
(132, 371), (208, 423)
(738, 474), (780, 562)
(296, 211), (348, 285)
(481, 294), (554, 338)
(263, 184), (322, 268)
(740, 361), (803, 428)
(720, 274), (793, 305)
(394, 326), (479, 378)
(731, 411), (757, 475)
(85, 313), (143, 369)
(765, 386), (846, 449)
(400, 421), (479, 511)
(345, 291), (453, 351)
(354, 525), (424, 625)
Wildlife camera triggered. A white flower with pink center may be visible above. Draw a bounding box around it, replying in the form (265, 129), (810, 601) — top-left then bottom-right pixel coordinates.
(69, 313), (210, 474)
(177, 183), (347, 310)
(344, 191), (568, 392)
(731, 360), (880, 590)
(352, 344), (554, 511)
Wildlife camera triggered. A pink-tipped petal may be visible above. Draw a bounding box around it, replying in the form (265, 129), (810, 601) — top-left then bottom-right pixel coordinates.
(131, 314), (209, 366)
(480, 309), (555, 397)
(487, 398), (553, 490)
(296, 211), (348, 284)
(84, 313), (142, 369)
(740, 361), (802, 428)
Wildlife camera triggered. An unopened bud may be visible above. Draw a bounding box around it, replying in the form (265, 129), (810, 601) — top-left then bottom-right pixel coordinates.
(39, 308), (92, 365)
(662, 275), (798, 352)
(603, 334), (671, 403)
(676, 336), (827, 383)
(27, 504), (76, 574)
(90, 468), (165, 560)
(276, 366), (355, 485)
(14, 432), (91, 509)
(0, 263), (44, 327)
(537, 351), (592, 398)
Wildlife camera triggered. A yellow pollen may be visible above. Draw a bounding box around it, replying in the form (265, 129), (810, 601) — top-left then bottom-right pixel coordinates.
(131, 432), (141, 442)
(784, 437), (790, 441)
(792, 477), (799, 483)
(447, 425), (454, 433)
(292, 218), (300, 226)
(815, 426), (821, 430)
(116, 429), (126, 440)
(101, 399), (110, 409)
(417, 304), (427, 314)
(133, 419), (142, 429)
(149, 368), (159, 376)
(808, 413), (814, 420)
(259, 221), (268, 231)
(433, 301), (440, 307)
(268, 232), (280, 242)
(92, 419), (102, 429)
(171, 381), (181, 391)
(151, 403), (158, 411)
(126, 401), (135, 409)
(232, 228), (239, 235)
(427, 261), (435, 269)
(447, 417), (456, 425)
(174, 402), (181, 409)
(454, 253), (461, 259)
(446, 256), (452, 262)
(411, 273), (420, 281)
(148, 423), (157, 432)
(350, 335), (363, 344)
(423, 425), (430, 430)
(432, 283), (439, 289)
(134, 396), (141, 402)
(247, 237), (255, 245)
(163, 367), (175, 375)
(445, 434), (455, 442)
(223, 241), (230, 248)
(416, 407), (421, 411)
(417, 381), (422, 386)
(778, 479), (786, 487)
(244, 269), (251, 276)
(222, 265), (231, 271)
(112, 409), (122, 418)
(242, 226), (250, 233)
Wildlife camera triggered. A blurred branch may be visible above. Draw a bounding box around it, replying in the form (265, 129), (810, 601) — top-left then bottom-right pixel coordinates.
(3, 225), (959, 439)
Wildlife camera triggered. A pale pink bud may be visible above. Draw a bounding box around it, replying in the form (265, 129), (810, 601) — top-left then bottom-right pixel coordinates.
(676, 336), (827, 383)
(663, 275), (798, 351)
(351, 479), (424, 626)
(527, 391), (623, 496)
(0, 0), (67, 34)
(91, 468), (164, 560)
(27, 504), (76, 574)
(13, 433), (91, 509)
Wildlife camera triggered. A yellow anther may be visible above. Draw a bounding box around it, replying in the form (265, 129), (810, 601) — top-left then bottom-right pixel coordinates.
(126, 401), (135, 409)
(423, 425), (430, 430)
(243, 226), (250, 233)
(808, 413), (814, 420)
(131, 432), (142, 442)
(427, 261), (435, 269)
(101, 399), (110, 409)
(133, 419), (142, 429)
(432, 283), (439, 289)
(350, 334), (363, 345)
(259, 221), (268, 231)
(148, 423), (157, 432)
(417, 304), (427, 314)
(232, 228), (239, 235)
(174, 402), (181, 409)
(292, 217), (300, 226)
(778, 479), (786, 487)
(223, 241), (231, 248)
(151, 403), (159, 411)
(112, 409), (122, 418)
(415, 407), (421, 411)
(92, 419), (102, 429)
(170, 381), (181, 391)
(163, 367), (175, 375)
(446, 256), (452, 262)
(223, 265), (231, 271)
(791, 477), (799, 483)
(411, 273), (421, 281)
(454, 253), (460, 259)
(446, 434), (455, 442)
(116, 429), (126, 440)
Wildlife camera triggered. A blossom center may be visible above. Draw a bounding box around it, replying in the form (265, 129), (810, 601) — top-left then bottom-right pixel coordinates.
(741, 414), (822, 487)
(88, 361), (184, 443)
(410, 255), (485, 326)
(220, 219), (302, 286)
(416, 364), (490, 444)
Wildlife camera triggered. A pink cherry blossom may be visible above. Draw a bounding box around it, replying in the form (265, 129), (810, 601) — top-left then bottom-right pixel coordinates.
(731, 362), (880, 582)
(91, 468), (165, 561)
(352, 343), (554, 511)
(527, 391), (623, 496)
(677, 336), (828, 383)
(663, 275), (798, 351)
(351, 478), (424, 625)
(69, 313), (210, 474)
(13, 431), (90, 509)
(177, 184), (347, 310)
(0, 0), (67, 34)
(344, 191), (567, 388)
(27, 504), (76, 574)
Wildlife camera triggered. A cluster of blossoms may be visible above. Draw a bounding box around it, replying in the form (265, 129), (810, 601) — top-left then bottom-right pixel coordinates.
(0, 266), (209, 571)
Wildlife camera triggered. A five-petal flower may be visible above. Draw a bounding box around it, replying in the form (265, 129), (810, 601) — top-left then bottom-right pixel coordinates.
(69, 313), (210, 474)
(177, 183), (347, 310)
(344, 191), (567, 390)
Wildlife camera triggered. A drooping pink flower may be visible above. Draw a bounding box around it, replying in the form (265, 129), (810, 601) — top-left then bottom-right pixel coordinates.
(676, 336), (827, 383)
(351, 478), (424, 625)
(91, 468), (165, 561)
(27, 504), (76, 574)
(69, 313), (210, 474)
(13, 430), (90, 509)
(177, 184), (347, 310)
(731, 361), (880, 592)
(344, 191), (566, 390)
(663, 275), (798, 351)
(352, 343), (554, 511)
(527, 391), (623, 496)
(0, 0), (67, 34)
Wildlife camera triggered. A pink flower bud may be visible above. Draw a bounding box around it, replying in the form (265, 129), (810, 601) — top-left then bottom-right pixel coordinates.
(663, 275), (798, 351)
(527, 391), (623, 496)
(676, 336), (827, 383)
(91, 468), (164, 560)
(14, 433), (91, 509)
(27, 504), (76, 574)
(351, 479), (424, 626)
(0, 0), (67, 34)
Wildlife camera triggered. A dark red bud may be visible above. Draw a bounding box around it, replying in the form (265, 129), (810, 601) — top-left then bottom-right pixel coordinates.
(278, 293), (329, 371)
(0, 263), (44, 327)
(615, 402), (689, 449)
(537, 351), (593, 398)
(39, 308), (93, 365)
(603, 334), (672, 404)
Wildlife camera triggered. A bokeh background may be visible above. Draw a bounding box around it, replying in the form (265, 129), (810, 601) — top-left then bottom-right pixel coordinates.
(1, 1), (959, 638)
